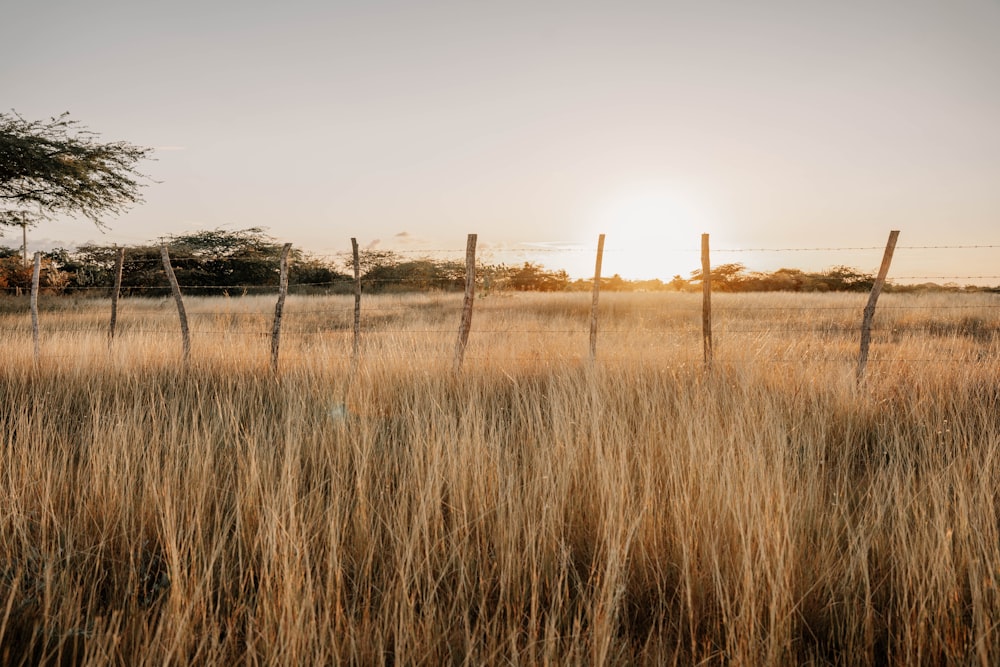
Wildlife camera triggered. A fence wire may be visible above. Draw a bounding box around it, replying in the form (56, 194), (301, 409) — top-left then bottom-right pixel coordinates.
(2, 237), (998, 370)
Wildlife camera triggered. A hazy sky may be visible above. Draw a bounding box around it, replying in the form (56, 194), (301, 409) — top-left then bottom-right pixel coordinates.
(4, 0), (999, 281)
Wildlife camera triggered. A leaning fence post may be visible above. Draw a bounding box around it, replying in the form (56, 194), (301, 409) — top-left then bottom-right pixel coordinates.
(108, 246), (125, 345)
(701, 233), (713, 369)
(271, 243), (292, 372)
(30, 252), (41, 363)
(351, 237), (362, 362)
(453, 234), (477, 374)
(857, 230), (900, 382)
(589, 233), (606, 363)
(160, 244), (191, 364)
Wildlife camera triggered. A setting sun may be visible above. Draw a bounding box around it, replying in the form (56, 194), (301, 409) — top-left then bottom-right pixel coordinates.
(591, 187), (711, 281)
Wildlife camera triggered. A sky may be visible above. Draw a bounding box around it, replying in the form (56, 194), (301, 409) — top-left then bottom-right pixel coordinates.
(3, 0), (1000, 283)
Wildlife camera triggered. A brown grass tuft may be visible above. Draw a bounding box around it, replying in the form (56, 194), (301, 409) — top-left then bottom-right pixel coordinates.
(0, 291), (998, 664)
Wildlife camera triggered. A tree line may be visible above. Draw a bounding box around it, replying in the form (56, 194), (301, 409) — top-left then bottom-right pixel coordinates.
(3, 112), (995, 296)
(1, 227), (994, 295)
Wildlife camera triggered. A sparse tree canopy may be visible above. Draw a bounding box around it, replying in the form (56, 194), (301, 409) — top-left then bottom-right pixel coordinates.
(0, 111), (152, 227)
(48, 228), (350, 295)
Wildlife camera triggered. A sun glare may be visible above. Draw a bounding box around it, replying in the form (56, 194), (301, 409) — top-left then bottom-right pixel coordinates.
(591, 187), (709, 281)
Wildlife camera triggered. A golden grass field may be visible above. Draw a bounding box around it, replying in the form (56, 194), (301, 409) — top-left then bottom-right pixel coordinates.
(1, 290), (999, 665)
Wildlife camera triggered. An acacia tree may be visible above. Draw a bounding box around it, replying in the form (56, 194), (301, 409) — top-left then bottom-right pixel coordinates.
(689, 262), (748, 292)
(50, 228), (349, 295)
(0, 111), (152, 228)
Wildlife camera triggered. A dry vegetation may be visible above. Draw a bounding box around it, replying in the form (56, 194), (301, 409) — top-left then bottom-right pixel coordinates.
(1, 291), (999, 665)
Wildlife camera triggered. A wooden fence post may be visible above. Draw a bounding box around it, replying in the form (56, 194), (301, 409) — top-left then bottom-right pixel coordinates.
(108, 246), (125, 345)
(590, 234), (606, 363)
(857, 230), (900, 382)
(701, 233), (712, 369)
(160, 244), (191, 363)
(352, 237), (361, 362)
(30, 252), (40, 363)
(271, 243), (292, 372)
(453, 234), (477, 374)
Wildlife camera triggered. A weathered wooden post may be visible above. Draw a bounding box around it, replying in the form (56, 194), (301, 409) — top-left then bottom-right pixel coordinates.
(271, 243), (292, 372)
(30, 252), (40, 362)
(589, 233), (606, 363)
(160, 244), (191, 364)
(701, 233), (712, 369)
(108, 246), (125, 345)
(352, 237), (361, 362)
(857, 230), (900, 382)
(453, 234), (477, 374)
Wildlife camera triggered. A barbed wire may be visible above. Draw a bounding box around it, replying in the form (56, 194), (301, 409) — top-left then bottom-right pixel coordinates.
(312, 244), (1000, 254)
(4, 239), (999, 299)
(4, 275), (1000, 295)
(3, 240), (997, 370)
(10, 242), (1000, 263)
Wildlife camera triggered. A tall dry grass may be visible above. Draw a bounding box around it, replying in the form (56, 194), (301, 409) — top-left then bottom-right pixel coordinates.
(0, 291), (998, 664)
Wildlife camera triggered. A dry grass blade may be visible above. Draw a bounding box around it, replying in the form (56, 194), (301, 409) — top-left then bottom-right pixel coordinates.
(0, 291), (998, 664)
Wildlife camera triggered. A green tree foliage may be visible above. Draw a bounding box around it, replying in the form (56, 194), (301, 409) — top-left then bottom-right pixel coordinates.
(689, 263), (879, 293)
(290, 255), (349, 293)
(689, 263), (748, 292)
(160, 228), (349, 294)
(339, 249), (403, 277)
(339, 255), (573, 293)
(340, 250), (480, 293)
(814, 265), (875, 292)
(0, 111), (152, 227)
(504, 263), (571, 292)
(362, 258), (466, 292)
(43, 228), (347, 296)
(161, 228), (289, 291)
(10, 232), (989, 295)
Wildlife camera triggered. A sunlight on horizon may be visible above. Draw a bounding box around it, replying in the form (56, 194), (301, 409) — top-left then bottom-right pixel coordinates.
(586, 186), (715, 280)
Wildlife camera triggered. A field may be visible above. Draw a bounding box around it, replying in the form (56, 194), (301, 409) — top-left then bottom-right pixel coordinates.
(1, 290), (999, 665)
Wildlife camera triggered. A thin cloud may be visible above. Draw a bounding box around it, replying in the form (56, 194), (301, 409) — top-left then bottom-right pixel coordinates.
(392, 231), (429, 246)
